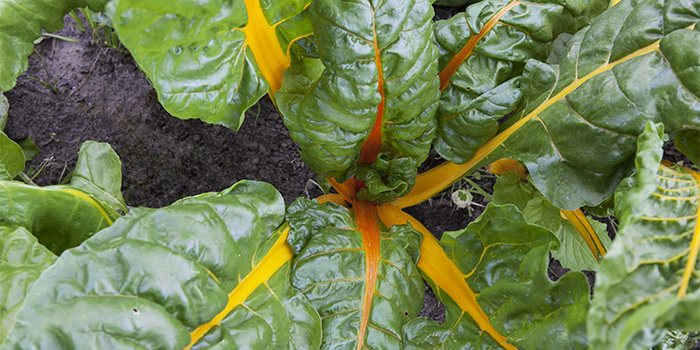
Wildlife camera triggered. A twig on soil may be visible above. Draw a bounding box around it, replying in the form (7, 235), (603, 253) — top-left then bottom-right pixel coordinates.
(70, 48), (104, 96)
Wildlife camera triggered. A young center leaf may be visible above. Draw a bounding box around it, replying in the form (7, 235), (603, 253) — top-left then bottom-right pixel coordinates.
(0, 181), (322, 350)
(433, 0), (607, 163)
(70, 141), (128, 215)
(588, 123), (700, 349)
(287, 198), (424, 349)
(402, 204), (591, 349)
(277, 0), (440, 202)
(107, 0), (313, 130)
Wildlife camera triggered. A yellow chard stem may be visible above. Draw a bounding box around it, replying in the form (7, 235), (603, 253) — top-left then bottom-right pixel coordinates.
(377, 203), (517, 350)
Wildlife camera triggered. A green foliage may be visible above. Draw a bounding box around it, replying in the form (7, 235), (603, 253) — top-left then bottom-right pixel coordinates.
(674, 130), (700, 165)
(70, 141), (128, 214)
(0, 182), (119, 254)
(0, 93), (7, 130)
(482, 0), (700, 209)
(287, 199), (424, 349)
(433, 0), (607, 163)
(404, 204), (591, 349)
(493, 171), (611, 271)
(588, 123), (700, 349)
(15, 137), (39, 162)
(0, 181), (322, 350)
(0, 0), (699, 349)
(0, 0), (108, 91)
(0, 226), (56, 344)
(0, 132), (25, 181)
(278, 0), (440, 202)
(106, 0), (312, 129)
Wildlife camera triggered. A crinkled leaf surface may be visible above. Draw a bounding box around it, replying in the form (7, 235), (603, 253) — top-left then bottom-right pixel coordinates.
(588, 123), (700, 349)
(107, 0), (311, 130)
(0, 226), (56, 344)
(478, 0), (700, 210)
(1, 181), (322, 350)
(0, 0), (108, 91)
(493, 171), (611, 271)
(0, 132), (24, 181)
(277, 0), (440, 202)
(433, 0), (607, 163)
(288, 198), (424, 349)
(416, 0), (700, 211)
(658, 331), (696, 350)
(403, 204), (591, 349)
(70, 141), (127, 214)
(0, 181), (119, 254)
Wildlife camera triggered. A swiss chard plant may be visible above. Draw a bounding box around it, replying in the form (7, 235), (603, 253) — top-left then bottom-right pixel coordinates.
(0, 0), (699, 349)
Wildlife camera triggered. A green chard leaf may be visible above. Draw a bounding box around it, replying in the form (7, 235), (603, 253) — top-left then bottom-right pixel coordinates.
(673, 129), (700, 165)
(433, 0), (608, 163)
(0, 182), (119, 254)
(0, 226), (56, 344)
(277, 0), (440, 202)
(1, 181), (322, 350)
(0, 131), (24, 181)
(107, 0), (312, 130)
(524, 197), (610, 271)
(287, 198), (424, 349)
(0, 93), (7, 130)
(493, 171), (611, 271)
(70, 141), (128, 214)
(0, 0), (108, 91)
(588, 123), (700, 349)
(15, 137), (39, 162)
(479, 0), (700, 210)
(403, 204), (591, 349)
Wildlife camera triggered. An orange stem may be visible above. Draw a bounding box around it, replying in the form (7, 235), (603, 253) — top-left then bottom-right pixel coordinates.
(376, 204), (517, 350)
(358, 12), (386, 165)
(353, 201), (381, 349)
(438, 1), (520, 91)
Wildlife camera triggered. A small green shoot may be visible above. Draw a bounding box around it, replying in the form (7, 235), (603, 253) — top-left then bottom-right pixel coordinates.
(41, 32), (78, 43)
(26, 76), (58, 94)
(70, 8), (126, 53)
(27, 49), (58, 94)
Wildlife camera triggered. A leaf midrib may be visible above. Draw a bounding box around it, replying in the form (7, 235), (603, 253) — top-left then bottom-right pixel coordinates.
(184, 227), (293, 350)
(241, 0), (290, 93)
(438, 0), (521, 91)
(678, 166), (700, 297)
(358, 6), (386, 166)
(354, 201), (381, 350)
(392, 34), (670, 209)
